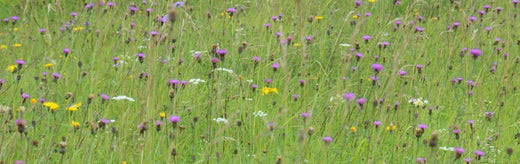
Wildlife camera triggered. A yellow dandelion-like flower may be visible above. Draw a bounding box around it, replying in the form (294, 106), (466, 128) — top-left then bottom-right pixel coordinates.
(72, 121), (80, 129)
(43, 102), (60, 111)
(261, 87), (270, 96)
(160, 112), (166, 118)
(392, 126), (396, 131)
(13, 28), (18, 31)
(66, 102), (82, 112)
(122, 161), (127, 164)
(261, 87), (279, 95)
(353, 15), (358, 19)
(6, 65), (17, 72)
(45, 63), (53, 68)
(386, 126), (390, 131)
(73, 27), (84, 31)
(294, 43), (301, 47)
(13, 44), (21, 47)
(0, 45), (7, 49)
(368, 0), (375, 2)
(30, 99), (37, 104)
(315, 16), (323, 20)
(350, 127), (357, 132)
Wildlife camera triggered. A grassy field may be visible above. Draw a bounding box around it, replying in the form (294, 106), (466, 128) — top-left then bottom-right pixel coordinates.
(1, 0), (520, 163)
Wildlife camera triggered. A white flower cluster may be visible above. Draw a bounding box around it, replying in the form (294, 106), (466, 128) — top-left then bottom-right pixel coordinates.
(252, 111), (267, 117)
(112, 95), (135, 102)
(189, 79), (206, 85)
(212, 118), (228, 123)
(408, 97), (428, 107)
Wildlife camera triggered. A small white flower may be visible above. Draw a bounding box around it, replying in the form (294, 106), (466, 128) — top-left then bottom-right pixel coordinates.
(214, 68), (235, 74)
(252, 111), (267, 117)
(439, 147), (455, 151)
(112, 95), (135, 102)
(110, 120), (116, 123)
(339, 43), (352, 47)
(212, 118), (228, 123)
(246, 80), (253, 83)
(245, 98), (253, 101)
(189, 79), (206, 85)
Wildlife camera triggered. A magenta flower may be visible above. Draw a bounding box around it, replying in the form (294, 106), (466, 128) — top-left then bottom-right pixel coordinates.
(169, 115), (180, 123)
(343, 93), (356, 101)
(322, 136), (333, 143)
(371, 63), (383, 72)
(373, 121), (382, 126)
(357, 98), (366, 106)
(469, 49), (482, 59)
(418, 124), (427, 130)
(272, 62), (280, 71)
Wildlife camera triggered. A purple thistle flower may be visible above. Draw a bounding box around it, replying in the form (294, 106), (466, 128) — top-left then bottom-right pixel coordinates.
(300, 112), (310, 118)
(418, 124), (428, 129)
(469, 49), (482, 59)
(150, 31), (158, 36)
(15, 161), (25, 164)
(101, 94), (110, 100)
(21, 93), (29, 99)
(399, 70), (407, 76)
(371, 63), (383, 72)
(373, 121), (382, 126)
(71, 12), (77, 17)
(416, 158), (425, 163)
(415, 27), (424, 32)
(210, 57), (219, 63)
(174, 1), (184, 8)
(272, 62), (280, 71)
(100, 119), (110, 124)
(15, 118), (26, 126)
(63, 48), (71, 54)
(252, 56), (261, 63)
(227, 8), (237, 13)
(357, 98), (366, 106)
(322, 136), (333, 143)
(343, 93), (356, 101)
(169, 115), (180, 123)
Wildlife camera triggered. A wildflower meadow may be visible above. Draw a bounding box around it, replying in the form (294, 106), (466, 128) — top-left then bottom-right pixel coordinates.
(2, 0), (520, 163)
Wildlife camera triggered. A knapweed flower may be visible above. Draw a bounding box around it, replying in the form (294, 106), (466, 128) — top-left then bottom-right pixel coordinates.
(371, 63), (383, 73)
(272, 62), (280, 71)
(418, 124), (428, 130)
(469, 49), (482, 59)
(474, 150), (484, 160)
(322, 136), (332, 144)
(399, 70), (407, 76)
(343, 93), (356, 101)
(300, 112), (310, 119)
(455, 147), (465, 159)
(357, 98), (366, 107)
(43, 102), (59, 111)
(137, 53), (145, 63)
(362, 35), (371, 43)
(261, 87), (279, 95)
(373, 121), (382, 128)
(416, 158), (425, 163)
(15, 118), (26, 133)
(99, 119), (110, 128)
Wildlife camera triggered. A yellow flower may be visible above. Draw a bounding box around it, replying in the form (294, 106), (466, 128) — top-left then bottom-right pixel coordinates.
(122, 161), (127, 164)
(66, 103), (82, 112)
(350, 127), (357, 132)
(13, 44), (21, 47)
(73, 27), (84, 31)
(45, 63), (53, 68)
(294, 43), (301, 47)
(72, 121), (80, 128)
(386, 126), (390, 131)
(43, 102), (60, 111)
(261, 87), (279, 95)
(368, 0), (375, 2)
(315, 16), (323, 20)
(160, 112), (166, 118)
(13, 28), (18, 31)
(6, 65), (17, 72)
(0, 45), (7, 49)
(30, 99), (37, 104)
(392, 126), (396, 130)
(353, 15), (358, 19)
